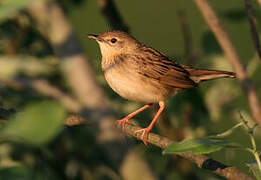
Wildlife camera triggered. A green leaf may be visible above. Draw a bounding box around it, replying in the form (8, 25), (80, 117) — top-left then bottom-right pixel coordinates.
(246, 158), (261, 180)
(163, 138), (239, 155)
(0, 0), (43, 23)
(2, 101), (66, 146)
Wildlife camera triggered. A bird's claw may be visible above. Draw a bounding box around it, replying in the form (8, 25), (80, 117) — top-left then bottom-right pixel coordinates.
(115, 118), (133, 131)
(134, 128), (150, 146)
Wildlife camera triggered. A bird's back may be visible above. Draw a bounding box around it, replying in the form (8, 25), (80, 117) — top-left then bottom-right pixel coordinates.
(136, 45), (236, 87)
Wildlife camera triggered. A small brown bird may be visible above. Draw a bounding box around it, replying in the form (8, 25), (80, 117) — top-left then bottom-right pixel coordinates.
(88, 30), (235, 145)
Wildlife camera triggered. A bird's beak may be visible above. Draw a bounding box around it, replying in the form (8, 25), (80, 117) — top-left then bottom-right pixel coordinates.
(87, 34), (99, 41)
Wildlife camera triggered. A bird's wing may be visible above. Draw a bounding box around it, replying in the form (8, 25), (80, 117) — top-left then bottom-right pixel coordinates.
(134, 47), (196, 88)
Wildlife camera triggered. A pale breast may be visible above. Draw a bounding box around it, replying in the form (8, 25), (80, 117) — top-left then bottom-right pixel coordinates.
(104, 65), (173, 103)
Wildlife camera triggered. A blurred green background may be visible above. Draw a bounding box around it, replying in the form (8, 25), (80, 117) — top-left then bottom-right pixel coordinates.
(0, 0), (260, 179)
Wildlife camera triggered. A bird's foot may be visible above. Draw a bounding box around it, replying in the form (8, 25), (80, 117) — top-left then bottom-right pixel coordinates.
(134, 128), (151, 146)
(115, 118), (133, 131)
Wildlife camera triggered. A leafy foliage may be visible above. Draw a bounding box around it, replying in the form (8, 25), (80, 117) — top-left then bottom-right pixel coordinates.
(246, 159), (261, 180)
(2, 101), (65, 146)
(163, 137), (239, 155)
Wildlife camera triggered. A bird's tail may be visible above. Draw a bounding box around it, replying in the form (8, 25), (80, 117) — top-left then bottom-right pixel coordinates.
(185, 67), (236, 83)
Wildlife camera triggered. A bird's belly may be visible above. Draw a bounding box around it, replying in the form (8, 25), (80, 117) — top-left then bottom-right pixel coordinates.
(104, 68), (172, 103)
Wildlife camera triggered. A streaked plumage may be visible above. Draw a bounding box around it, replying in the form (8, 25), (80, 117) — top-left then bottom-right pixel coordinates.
(88, 30), (236, 145)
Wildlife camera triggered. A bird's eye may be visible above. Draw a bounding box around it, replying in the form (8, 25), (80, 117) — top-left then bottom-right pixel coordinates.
(111, 38), (117, 43)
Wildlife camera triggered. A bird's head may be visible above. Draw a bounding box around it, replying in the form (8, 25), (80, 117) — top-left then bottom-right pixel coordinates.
(87, 31), (139, 58)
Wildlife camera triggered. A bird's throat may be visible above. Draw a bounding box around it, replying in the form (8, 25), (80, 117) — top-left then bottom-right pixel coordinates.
(101, 54), (127, 72)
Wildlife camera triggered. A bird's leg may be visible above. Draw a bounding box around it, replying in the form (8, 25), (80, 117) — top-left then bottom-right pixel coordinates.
(116, 103), (153, 131)
(134, 101), (165, 145)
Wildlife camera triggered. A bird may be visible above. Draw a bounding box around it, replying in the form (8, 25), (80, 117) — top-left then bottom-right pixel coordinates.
(87, 30), (236, 145)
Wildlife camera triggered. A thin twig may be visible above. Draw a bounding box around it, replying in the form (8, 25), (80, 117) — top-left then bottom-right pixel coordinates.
(209, 122), (244, 138)
(245, 0), (261, 60)
(96, 0), (129, 32)
(193, 0), (261, 128)
(250, 134), (261, 171)
(122, 124), (254, 180)
(0, 78), (82, 112)
(239, 112), (261, 171)
(257, 0), (261, 8)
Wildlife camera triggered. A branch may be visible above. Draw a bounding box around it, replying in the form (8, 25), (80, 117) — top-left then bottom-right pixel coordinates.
(65, 113), (254, 180)
(0, 78), (111, 126)
(123, 124), (255, 180)
(245, 0), (261, 60)
(1, 77), (254, 179)
(257, 0), (261, 8)
(0, 78), (82, 113)
(96, 0), (129, 32)
(193, 0), (261, 128)
(28, 1), (106, 109)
